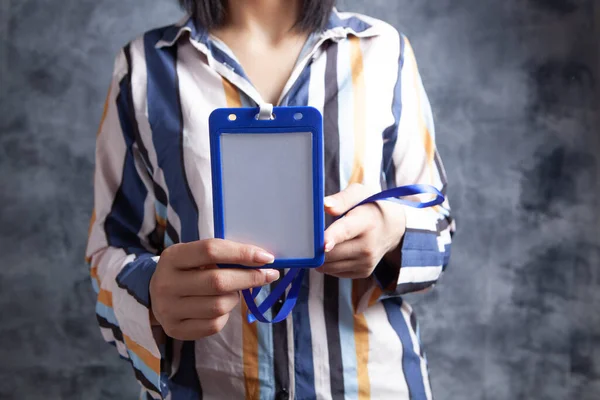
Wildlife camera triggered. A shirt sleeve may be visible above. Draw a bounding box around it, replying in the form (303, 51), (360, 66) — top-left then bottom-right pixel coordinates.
(85, 48), (167, 399)
(372, 34), (456, 299)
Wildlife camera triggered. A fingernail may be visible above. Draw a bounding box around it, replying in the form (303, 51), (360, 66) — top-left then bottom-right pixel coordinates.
(325, 242), (335, 252)
(264, 269), (280, 282)
(255, 251), (275, 264)
(324, 197), (336, 208)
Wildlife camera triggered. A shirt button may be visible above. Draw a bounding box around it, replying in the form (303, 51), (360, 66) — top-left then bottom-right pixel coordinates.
(276, 388), (289, 400)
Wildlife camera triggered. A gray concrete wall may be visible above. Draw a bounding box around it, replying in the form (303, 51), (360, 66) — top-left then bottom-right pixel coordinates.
(1, 0), (598, 398)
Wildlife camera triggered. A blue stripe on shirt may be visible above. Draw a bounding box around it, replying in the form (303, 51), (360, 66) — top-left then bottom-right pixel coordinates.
(383, 298), (427, 400)
(143, 28), (203, 399)
(96, 302), (119, 327)
(144, 28), (200, 244)
(104, 77), (147, 251)
(401, 230), (444, 267)
(292, 271), (317, 399)
(127, 348), (161, 394)
(167, 340), (203, 399)
(381, 33), (405, 189)
(116, 254), (158, 308)
(256, 287), (276, 399)
(338, 279), (359, 398)
(326, 13), (372, 33)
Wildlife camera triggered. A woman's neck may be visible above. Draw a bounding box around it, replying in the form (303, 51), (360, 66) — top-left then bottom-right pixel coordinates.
(223, 0), (304, 44)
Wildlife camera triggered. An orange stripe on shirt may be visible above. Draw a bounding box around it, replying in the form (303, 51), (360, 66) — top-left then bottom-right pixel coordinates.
(221, 77), (259, 399)
(90, 265), (98, 280)
(348, 36), (371, 399)
(368, 286), (383, 307)
(353, 281), (371, 400)
(90, 265), (101, 287)
(123, 333), (161, 375)
(97, 288), (113, 308)
(222, 78), (243, 108)
(241, 301), (260, 399)
(155, 211), (167, 228)
(348, 35), (367, 186)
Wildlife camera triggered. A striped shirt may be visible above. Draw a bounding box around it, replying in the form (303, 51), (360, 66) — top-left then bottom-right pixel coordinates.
(86, 9), (454, 400)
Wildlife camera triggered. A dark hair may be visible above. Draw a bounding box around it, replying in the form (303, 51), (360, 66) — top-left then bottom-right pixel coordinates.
(178, 0), (335, 32)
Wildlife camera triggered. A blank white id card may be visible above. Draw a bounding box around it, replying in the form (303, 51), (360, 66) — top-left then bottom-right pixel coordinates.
(209, 106), (325, 269)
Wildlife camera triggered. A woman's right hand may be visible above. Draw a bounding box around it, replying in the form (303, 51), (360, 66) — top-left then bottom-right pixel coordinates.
(149, 239), (279, 340)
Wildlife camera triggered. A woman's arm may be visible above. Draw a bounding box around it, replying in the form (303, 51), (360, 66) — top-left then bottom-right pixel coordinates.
(373, 35), (455, 296)
(86, 46), (282, 398)
(319, 31), (454, 308)
(86, 48), (166, 398)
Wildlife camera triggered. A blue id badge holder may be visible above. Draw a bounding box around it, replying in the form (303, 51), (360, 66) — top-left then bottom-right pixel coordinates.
(210, 104), (445, 324)
(210, 104), (325, 324)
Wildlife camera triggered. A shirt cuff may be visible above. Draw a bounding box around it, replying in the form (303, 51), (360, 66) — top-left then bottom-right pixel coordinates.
(116, 253), (160, 308)
(111, 254), (168, 398)
(374, 206), (446, 295)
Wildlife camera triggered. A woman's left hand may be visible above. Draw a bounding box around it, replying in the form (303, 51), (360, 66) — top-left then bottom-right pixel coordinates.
(317, 183), (406, 279)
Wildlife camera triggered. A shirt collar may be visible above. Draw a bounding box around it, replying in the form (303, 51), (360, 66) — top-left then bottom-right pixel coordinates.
(155, 8), (381, 49)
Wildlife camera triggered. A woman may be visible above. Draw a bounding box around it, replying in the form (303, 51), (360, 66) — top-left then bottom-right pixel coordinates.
(86, 0), (454, 399)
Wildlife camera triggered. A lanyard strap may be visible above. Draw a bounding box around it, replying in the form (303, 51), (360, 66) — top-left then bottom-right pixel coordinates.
(243, 268), (304, 323)
(241, 184), (444, 324)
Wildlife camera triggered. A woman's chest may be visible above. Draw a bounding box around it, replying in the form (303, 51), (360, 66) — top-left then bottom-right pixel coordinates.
(140, 60), (392, 236)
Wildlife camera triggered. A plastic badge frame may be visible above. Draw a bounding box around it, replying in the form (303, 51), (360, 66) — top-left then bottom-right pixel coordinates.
(209, 106), (325, 270)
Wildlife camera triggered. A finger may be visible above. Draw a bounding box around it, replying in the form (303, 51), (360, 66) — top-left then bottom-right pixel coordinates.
(170, 293), (240, 320)
(324, 183), (371, 216)
(177, 267), (280, 296)
(330, 271), (373, 280)
(324, 239), (363, 262)
(324, 211), (371, 251)
(166, 314), (230, 340)
(317, 260), (373, 279)
(317, 259), (362, 275)
(166, 239), (275, 269)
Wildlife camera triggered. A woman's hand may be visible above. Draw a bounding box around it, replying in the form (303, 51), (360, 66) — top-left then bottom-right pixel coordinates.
(318, 183), (406, 279)
(149, 239), (279, 340)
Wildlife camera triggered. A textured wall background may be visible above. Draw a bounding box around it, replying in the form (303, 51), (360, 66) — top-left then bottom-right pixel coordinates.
(0, 0), (598, 399)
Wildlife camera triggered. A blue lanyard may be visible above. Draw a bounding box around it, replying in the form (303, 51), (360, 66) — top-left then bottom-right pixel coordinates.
(241, 184), (445, 324)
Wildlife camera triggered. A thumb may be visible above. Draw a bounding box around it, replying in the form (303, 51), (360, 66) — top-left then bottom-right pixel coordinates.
(324, 183), (371, 216)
